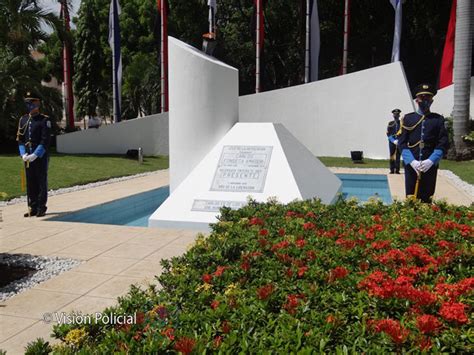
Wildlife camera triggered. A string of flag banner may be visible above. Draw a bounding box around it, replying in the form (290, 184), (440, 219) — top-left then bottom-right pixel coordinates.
(103, 0), (457, 119)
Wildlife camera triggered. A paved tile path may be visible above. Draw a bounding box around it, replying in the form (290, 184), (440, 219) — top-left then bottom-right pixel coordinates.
(0, 168), (471, 354)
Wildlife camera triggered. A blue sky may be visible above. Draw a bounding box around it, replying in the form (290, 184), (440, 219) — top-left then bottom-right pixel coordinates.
(41, 0), (81, 18)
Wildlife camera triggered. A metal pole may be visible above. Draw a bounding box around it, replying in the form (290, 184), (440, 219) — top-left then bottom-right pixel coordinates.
(111, 0), (117, 123)
(304, 0), (310, 83)
(342, 0), (350, 75)
(256, 0), (261, 93)
(160, 0), (168, 112)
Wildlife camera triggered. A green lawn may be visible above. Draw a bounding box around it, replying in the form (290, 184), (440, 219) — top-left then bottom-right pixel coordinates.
(0, 154), (472, 202)
(0, 153), (168, 201)
(318, 156), (474, 185)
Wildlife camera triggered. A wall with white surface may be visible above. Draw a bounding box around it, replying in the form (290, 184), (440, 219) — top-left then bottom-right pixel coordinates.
(56, 113), (168, 155)
(168, 37), (239, 192)
(239, 62), (415, 159)
(431, 77), (474, 118)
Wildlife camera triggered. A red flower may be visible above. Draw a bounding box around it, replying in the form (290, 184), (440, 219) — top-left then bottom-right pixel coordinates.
(371, 240), (391, 250)
(213, 266), (227, 277)
(240, 261), (250, 272)
(259, 229), (269, 236)
(326, 315), (336, 323)
(152, 305), (168, 319)
(303, 222), (316, 230)
(221, 320), (231, 334)
(257, 284), (274, 300)
(372, 214), (382, 223)
(174, 337), (196, 354)
(295, 239), (306, 248)
(258, 238), (268, 248)
(436, 240), (457, 250)
(210, 300), (220, 310)
(298, 266), (309, 278)
(375, 249), (407, 266)
(278, 228), (286, 236)
(213, 335), (223, 348)
(359, 261), (370, 272)
(372, 319), (409, 344)
(162, 327), (175, 341)
(271, 240), (290, 252)
(416, 314), (443, 334)
(202, 274), (213, 283)
(306, 211), (317, 219)
(283, 294), (303, 315)
(329, 266), (349, 281)
(439, 302), (469, 324)
(249, 217), (264, 226)
(306, 250), (317, 260)
(418, 336), (432, 351)
(286, 211), (297, 218)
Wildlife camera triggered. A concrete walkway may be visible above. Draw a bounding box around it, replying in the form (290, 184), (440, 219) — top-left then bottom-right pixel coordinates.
(0, 168), (472, 354)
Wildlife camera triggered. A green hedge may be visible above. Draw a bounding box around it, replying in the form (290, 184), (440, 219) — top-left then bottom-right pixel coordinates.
(28, 198), (473, 353)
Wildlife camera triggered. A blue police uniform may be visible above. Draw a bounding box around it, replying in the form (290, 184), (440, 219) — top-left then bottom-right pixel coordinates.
(398, 87), (449, 203)
(386, 109), (401, 173)
(17, 112), (51, 216)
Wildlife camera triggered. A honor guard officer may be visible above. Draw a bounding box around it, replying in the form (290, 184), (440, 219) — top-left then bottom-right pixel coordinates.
(398, 84), (449, 203)
(16, 93), (52, 217)
(386, 108), (402, 174)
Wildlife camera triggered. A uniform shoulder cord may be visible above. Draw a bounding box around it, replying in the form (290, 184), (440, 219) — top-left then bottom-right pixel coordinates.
(402, 115), (425, 132)
(16, 115), (31, 142)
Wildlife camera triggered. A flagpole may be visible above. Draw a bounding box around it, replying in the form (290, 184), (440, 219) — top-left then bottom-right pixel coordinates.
(61, 1), (75, 129)
(160, 0), (169, 112)
(342, 0), (350, 75)
(304, 0), (310, 83)
(256, 0), (261, 93)
(111, 0), (117, 122)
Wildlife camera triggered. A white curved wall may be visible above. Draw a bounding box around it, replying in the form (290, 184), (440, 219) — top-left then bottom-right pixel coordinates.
(169, 37), (238, 191)
(239, 62), (415, 159)
(56, 113), (168, 155)
(431, 77), (474, 118)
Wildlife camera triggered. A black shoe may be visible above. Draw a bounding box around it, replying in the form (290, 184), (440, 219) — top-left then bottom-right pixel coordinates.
(395, 171), (400, 174)
(24, 210), (37, 217)
(36, 208), (47, 217)
(389, 171), (394, 174)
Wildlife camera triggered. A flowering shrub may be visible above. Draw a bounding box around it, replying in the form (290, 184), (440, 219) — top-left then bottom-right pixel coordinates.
(32, 199), (472, 353)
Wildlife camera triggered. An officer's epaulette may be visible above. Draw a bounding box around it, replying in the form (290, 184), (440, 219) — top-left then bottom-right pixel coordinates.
(402, 112), (425, 131)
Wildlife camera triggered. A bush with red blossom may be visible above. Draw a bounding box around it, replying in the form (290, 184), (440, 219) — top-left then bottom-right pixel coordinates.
(33, 198), (471, 353)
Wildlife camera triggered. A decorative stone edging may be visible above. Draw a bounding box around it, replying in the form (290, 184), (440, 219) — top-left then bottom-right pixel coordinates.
(0, 253), (83, 302)
(0, 171), (162, 207)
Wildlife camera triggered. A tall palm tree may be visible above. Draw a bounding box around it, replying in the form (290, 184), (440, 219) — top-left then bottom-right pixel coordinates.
(453, 0), (473, 159)
(0, 0), (60, 55)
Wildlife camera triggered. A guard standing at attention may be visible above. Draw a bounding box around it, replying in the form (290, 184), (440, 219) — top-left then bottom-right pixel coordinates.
(16, 94), (52, 217)
(386, 108), (402, 174)
(397, 84), (449, 203)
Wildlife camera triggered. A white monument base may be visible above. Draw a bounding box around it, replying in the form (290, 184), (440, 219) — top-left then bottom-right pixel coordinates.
(149, 123), (342, 231)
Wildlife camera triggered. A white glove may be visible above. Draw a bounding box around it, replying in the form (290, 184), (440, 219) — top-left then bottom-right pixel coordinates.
(27, 153), (38, 162)
(410, 160), (421, 172)
(393, 139), (398, 145)
(420, 159), (434, 173)
(22, 154), (29, 162)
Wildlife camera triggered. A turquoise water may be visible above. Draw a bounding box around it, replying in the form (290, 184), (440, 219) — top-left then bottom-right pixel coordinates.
(48, 186), (169, 227)
(336, 173), (392, 204)
(48, 174), (391, 227)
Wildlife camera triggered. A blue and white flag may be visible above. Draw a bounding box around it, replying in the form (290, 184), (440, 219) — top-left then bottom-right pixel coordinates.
(309, 0), (320, 81)
(390, 0), (402, 62)
(108, 0), (122, 122)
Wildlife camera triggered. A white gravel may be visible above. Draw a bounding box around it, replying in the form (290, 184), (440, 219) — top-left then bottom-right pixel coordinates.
(0, 253), (83, 302)
(0, 171), (161, 207)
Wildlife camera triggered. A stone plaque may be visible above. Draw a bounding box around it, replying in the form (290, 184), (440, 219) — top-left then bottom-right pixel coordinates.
(210, 145), (273, 192)
(192, 199), (247, 212)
